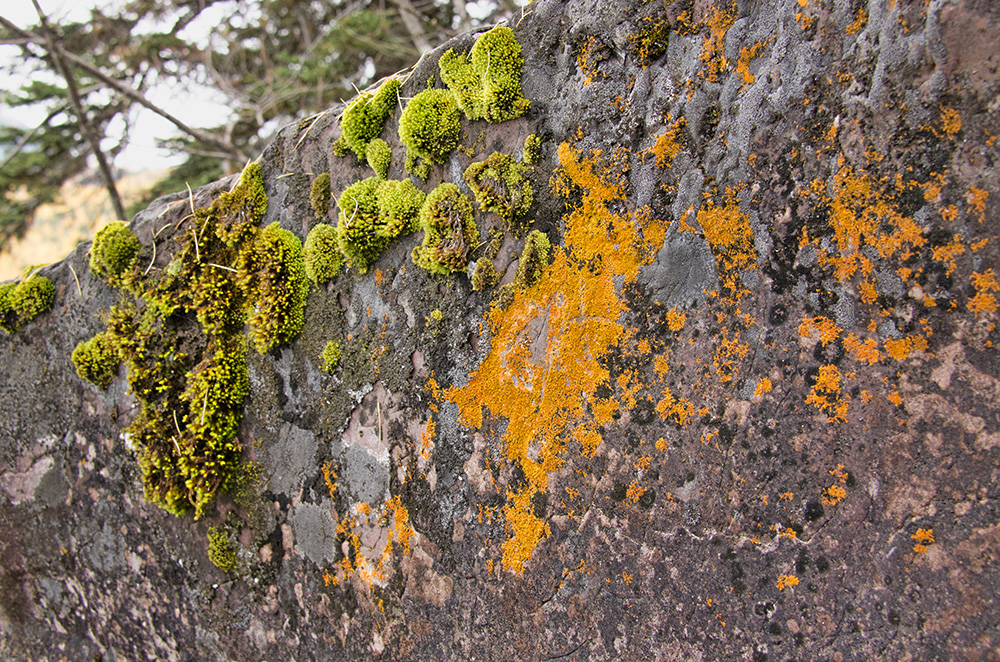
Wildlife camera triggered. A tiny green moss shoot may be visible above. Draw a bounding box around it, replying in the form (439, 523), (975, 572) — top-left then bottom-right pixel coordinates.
(304, 223), (344, 285)
(412, 183), (479, 275)
(463, 151), (534, 234)
(310, 172), (332, 220)
(471, 257), (500, 291)
(515, 229), (551, 288)
(90, 221), (141, 287)
(321, 339), (342, 374)
(366, 138), (392, 179)
(72, 332), (120, 389)
(334, 78), (401, 160)
(0, 274), (55, 333)
(439, 25), (530, 123)
(207, 526), (238, 572)
(398, 88), (461, 178)
(523, 133), (542, 164)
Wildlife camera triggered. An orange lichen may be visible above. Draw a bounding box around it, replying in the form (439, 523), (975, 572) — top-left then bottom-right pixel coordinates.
(932, 234), (965, 275)
(806, 364), (848, 422)
(644, 116), (686, 168)
(665, 306), (687, 331)
(911, 528), (934, 554)
(822, 484), (847, 506)
(798, 316), (841, 346)
(940, 106), (962, 138)
(887, 390), (902, 406)
(883, 334), (929, 361)
(776, 574), (799, 591)
(754, 377), (772, 396)
(691, 196), (756, 295)
(625, 481), (646, 504)
(846, 8), (868, 35)
(321, 461), (339, 498)
(967, 187), (988, 223)
(577, 36), (608, 87)
(843, 333), (882, 365)
(448, 141), (669, 573)
(736, 39), (771, 86)
(969, 269), (999, 316)
(700, 4), (736, 82)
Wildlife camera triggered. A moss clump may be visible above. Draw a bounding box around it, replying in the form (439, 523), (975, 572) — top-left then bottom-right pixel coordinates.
(90, 221), (141, 287)
(471, 257), (500, 291)
(630, 16), (670, 64)
(207, 526), (238, 572)
(243, 222), (310, 354)
(464, 152), (533, 233)
(335, 177), (424, 273)
(320, 339), (342, 374)
(310, 172), (332, 220)
(439, 25), (530, 123)
(412, 183), (479, 275)
(0, 274), (55, 333)
(71, 332), (120, 389)
(303, 223), (344, 285)
(333, 78), (401, 160)
(366, 138), (392, 179)
(398, 88), (461, 179)
(515, 229), (551, 288)
(523, 134), (542, 164)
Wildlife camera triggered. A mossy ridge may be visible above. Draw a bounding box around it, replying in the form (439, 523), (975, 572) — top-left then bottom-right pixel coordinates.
(412, 183), (479, 276)
(366, 138), (392, 179)
(398, 88), (461, 179)
(0, 273), (55, 334)
(523, 133), (542, 165)
(310, 172), (332, 220)
(463, 151), (534, 234)
(83, 161), (309, 518)
(439, 25), (530, 123)
(333, 78), (401, 161)
(471, 257), (499, 291)
(335, 177), (425, 273)
(72, 331), (120, 390)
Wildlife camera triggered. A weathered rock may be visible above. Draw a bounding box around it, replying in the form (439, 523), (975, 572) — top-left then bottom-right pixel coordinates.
(2, 0), (1000, 660)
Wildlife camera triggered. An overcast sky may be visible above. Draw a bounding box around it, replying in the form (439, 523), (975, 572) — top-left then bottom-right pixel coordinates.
(1, 0), (232, 172)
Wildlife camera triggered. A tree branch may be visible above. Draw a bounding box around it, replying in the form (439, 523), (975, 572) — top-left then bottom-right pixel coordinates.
(29, 0), (127, 222)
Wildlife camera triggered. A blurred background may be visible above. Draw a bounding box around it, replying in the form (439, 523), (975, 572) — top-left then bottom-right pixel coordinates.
(0, 0), (525, 280)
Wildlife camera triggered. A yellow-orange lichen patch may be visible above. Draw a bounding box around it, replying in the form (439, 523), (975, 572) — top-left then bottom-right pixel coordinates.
(806, 364), (848, 422)
(969, 269), (999, 316)
(644, 116), (686, 168)
(448, 141), (669, 574)
(911, 528), (934, 554)
(967, 187), (988, 223)
(736, 39), (771, 86)
(690, 196), (757, 295)
(666, 306), (687, 331)
(843, 333), (882, 365)
(798, 316), (841, 346)
(883, 334), (929, 361)
(845, 8), (868, 35)
(776, 574), (799, 591)
(700, 4), (736, 82)
(754, 377), (772, 396)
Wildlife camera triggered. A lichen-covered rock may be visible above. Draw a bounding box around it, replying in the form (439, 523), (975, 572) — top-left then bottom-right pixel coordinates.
(3, 0), (1000, 660)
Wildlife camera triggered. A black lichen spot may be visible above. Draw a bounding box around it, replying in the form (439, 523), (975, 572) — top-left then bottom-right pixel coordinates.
(638, 488), (655, 509)
(804, 500), (825, 522)
(815, 556), (830, 573)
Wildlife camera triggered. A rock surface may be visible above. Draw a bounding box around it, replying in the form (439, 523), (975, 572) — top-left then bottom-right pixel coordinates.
(2, 0), (1000, 660)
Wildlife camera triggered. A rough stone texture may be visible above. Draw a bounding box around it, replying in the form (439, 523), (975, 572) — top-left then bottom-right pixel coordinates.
(2, 0), (1000, 660)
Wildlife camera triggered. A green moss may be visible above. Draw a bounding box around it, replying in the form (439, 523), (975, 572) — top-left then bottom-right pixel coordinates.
(243, 223), (310, 354)
(375, 178), (425, 239)
(463, 151), (533, 234)
(0, 274), (55, 333)
(333, 78), (401, 160)
(207, 526), (238, 572)
(90, 222), (141, 287)
(304, 223), (344, 285)
(629, 16), (670, 64)
(515, 229), (551, 288)
(439, 25), (530, 123)
(366, 138), (392, 179)
(320, 339), (342, 374)
(335, 177), (424, 272)
(412, 183), (479, 275)
(523, 133), (542, 164)
(471, 257), (500, 291)
(398, 88), (461, 178)
(71, 332), (120, 389)
(310, 172), (332, 220)
(212, 162), (268, 247)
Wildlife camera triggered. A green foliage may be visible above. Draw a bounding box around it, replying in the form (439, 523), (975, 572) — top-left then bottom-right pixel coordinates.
(515, 229), (551, 288)
(366, 138), (392, 179)
(207, 526), (238, 573)
(333, 79), (401, 160)
(321, 339), (343, 374)
(523, 133), (542, 164)
(439, 26), (530, 123)
(471, 257), (500, 291)
(71, 332), (120, 389)
(412, 183), (479, 275)
(304, 223), (344, 285)
(244, 223), (310, 354)
(310, 172), (332, 220)
(398, 88), (461, 178)
(89, 222), (141, 287)
(0, 274), (55, 333)
(463, 151), (534, 233)
(335, 177), (424, 272)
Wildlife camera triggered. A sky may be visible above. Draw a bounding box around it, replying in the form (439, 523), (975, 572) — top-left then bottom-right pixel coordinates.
(0, 0), (233, 172)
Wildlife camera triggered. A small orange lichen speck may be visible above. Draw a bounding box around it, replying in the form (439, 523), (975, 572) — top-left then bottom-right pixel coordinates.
(911, 528), (934, 554)
(806, 364), (848, 422)
(625, 481), (646, 504)
(969, 269), (999, 316)
(967, 186), (988, 223)
(798, 316), (841, 346)
(666, 306), (687, 331)
(776, 574), (799, 591)
(754, 377), (772, 396)
(644, 116), (686, 168)
(822, 484), (847, 506)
